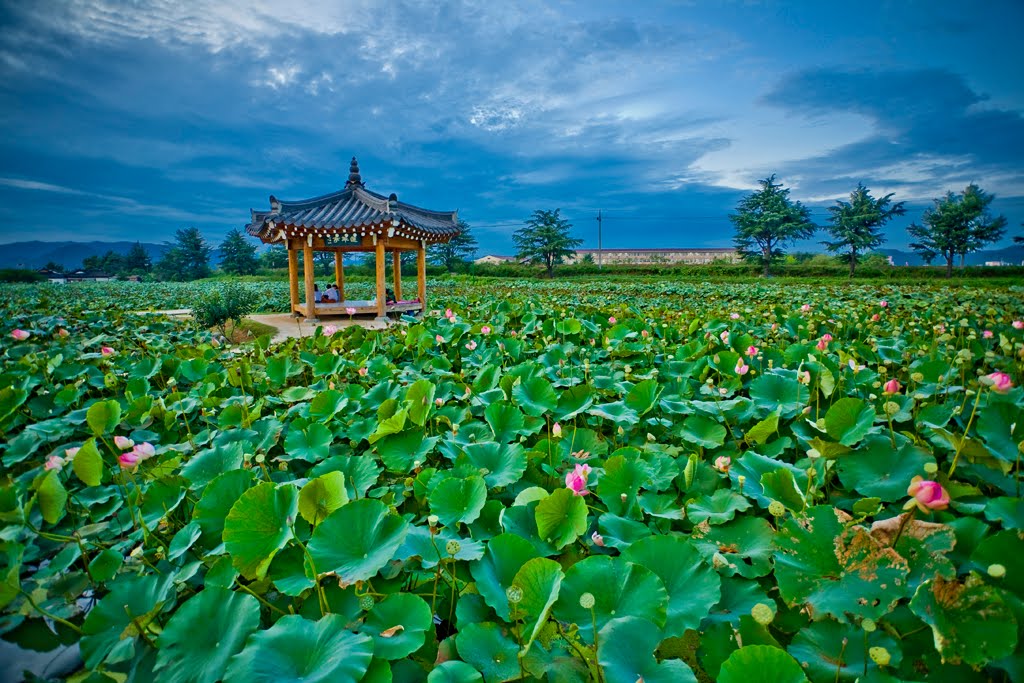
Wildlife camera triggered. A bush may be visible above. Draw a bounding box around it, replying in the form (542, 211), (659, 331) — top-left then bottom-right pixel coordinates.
(191, 284), (260, 337)
(0, 269), (46, 283)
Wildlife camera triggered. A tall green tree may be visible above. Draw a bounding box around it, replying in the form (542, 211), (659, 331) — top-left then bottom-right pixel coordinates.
(123, 242), (152, 274)
(260, 245), (289, 269)
(218, 228), (259, 276)
(907, 183), (1008, 277)
(823, 184), (906, 277)
(731, 175), (816, 276)
(156, 227), (212, 281)
(429, 220), (478, 272)
(513, 209), (582, 277)
(82, 250), (124, 274)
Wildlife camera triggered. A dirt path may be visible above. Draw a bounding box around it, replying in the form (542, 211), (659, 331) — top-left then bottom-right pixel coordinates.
(135, 309), (392, 344)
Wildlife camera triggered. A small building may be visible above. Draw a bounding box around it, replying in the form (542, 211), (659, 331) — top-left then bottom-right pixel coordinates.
(246, 157), (462, 320)
(984, 260), (1009, 267)
(565, 248), (740, 265)
(474, 255), (519, 265)
(64, 270), (114, 282)
(37, 269), (67, 283)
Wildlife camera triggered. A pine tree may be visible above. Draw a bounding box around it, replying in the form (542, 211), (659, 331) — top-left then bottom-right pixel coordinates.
(218, 228), (259, 276)
(156, 227), (212, 281)
(908, 184), (1007, 277)
(429, 220), (478, 272)
(513, 209), (582, 277)
(823, 184), (906, 277)
(731, 175), (816, 277)
(123, 242), (152, 274)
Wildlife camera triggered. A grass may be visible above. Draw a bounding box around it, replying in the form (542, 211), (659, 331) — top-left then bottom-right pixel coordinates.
(222, 317), (277, 343)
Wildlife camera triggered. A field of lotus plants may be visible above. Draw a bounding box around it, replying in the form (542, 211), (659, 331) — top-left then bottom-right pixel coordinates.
(1, 278), (1023, 683)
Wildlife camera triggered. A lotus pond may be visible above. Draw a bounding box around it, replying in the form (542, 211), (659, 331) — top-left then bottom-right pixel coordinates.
(1, 278), (1023, 683)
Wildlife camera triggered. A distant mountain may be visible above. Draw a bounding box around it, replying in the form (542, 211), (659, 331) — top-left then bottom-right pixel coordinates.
(0, 241), (172, 270)
(878, 244), (1024, 267)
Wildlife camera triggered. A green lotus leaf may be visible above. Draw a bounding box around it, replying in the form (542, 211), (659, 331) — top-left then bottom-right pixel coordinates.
(485, 401), (526, 443)
(71, 437), (104, 486)
(692, 515), (775, 579)
(167, 520), (201, 561)
(975, 401), (1024, 461)
(223, 481), (298, 580)
(396, 525), (484, 569)
(687, 489), (752, 525)
(182, 442), (244, 490)
(535, 488), (588, 549)
(81, 572), (174, 669)
(787, 617), (901, 683)
(596, 454), (650, 518)
(552, 555), (668, 638)
(500, 501), (557, 556)
(597, 617), (697, 683)
(87, 548), (123, 583)
(552, 384), (594, 421)
(463, 442), (527, 488)
(984, 497), (1024, 530)
(744, 412), (779, 446)
(510, 556), (563, 652)
(36, 471), (67, 525)
(298, 471), (349, 526)
(759, 468), (805, 512)
(596, 512), (652, 550)
(405, 379), (437, 426)
(623, 535), (722, 638)
(728, 451), (807, 508)
(192, 468), (255, 544)
(455, 622), (520, 683)
(309, 389), (347, 422)
(679, 414), (728, 449)
(368, 408), (409, 445)
(970, 530), (1024, 595)
(625, 378), (662, 416)
(310, 454), (381, 499)
(824, 397), (877, 446)
(266, 355), (303, 388)
(835, 435), (933, 501)
(427, 661), (483, 683)
(717, 645), (807, 683)
(749, 372), (808, 419)
(0, 386), (29, 431)
(268, 544), (316, 596)
(224, 614), (373, 683)
(775, 506), (909, 622)
(283, 422), (333, 462)
(360, 592), (433, 660)
(155, 587), (260, 683)
(588, 400), (640, 426)
(86, 399), (121, 436)
(430, 475), (487, 527)
(513, 376), (558, 417)
(376, 429), (438, 473)
(470, 532), (541, 621)
(307, 498), (409, 583)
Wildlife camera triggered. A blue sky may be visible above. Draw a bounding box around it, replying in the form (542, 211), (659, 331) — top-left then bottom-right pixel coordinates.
(1, 1), (1022, 255)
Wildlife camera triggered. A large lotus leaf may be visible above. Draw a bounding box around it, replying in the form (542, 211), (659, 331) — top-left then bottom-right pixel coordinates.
(455, 622), (521, 683)
(360, 592), (433, 660)
(625, 378), (662, 416)
(36, 471), (67, 525)
(717, 645), (807, 683)
(368, 408), (409, 445)
(224, 614), (373, 683)
(775, 506), (909, 622)
(513, 376), (558, 417)
(728, 451), (807, 508)
(909, 573), (1018, 667)
(298, 471), (348, 526)
(282, 422), (333, 462)
(376, 429), (438, 473)
(167, 520), (202, 561)
(823, 397), (877, 446)
(463, 442), (527, 488)
(223, 481), (298, 580)
(984, 497), (1024, 530)
(748, 372), (809, 419)
(81, 572), (174, 669)
(552, 555), (668, 638)
(396, 525), (484, 569)
(309, 389), (347, 422)
(596, 454), (650, 518)
(744, 412), (780, 446)
(759, 468), (805, 512)
(428, 661), (484, 683)
(623, 535), (721, 637)
(678, 414), (728, 449)
(510, 557), (563, 652)
(182, 442), (245, 490)
(500, 501), (558, 557)
(869, 515), (956, 592)
(597, 617), (697, 683)
(155, 587), (260, 683)
(553, 384), (594, 421)
(693, 515), (775, 579)
(71, 437), (103, 486)
(596, 513), (652, 550)
(975, 401), (1024, 461)
(588, 401), (640, 426)
(310, 454), (381, 499)
(687, 489), (752, 525)
(430, 475), (487, 527)
(470, 532), (541, 621)
(307, 498), (409, 583)
(704, 576), (771, 626)
(485, 401), (526, 443)
(268, 544), (316, 596)
(193, 468), (255, 543)
(970, 530), (1024, 596)
(405, 379), (436, 426)
(87, 399), (121, 436)
(535, 488), (588, 549)
(836, 435), (934, 501)
(787, 618), (901, 683)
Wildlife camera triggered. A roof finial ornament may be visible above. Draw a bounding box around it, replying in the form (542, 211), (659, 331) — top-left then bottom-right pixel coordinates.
(346, 156), (364, 188)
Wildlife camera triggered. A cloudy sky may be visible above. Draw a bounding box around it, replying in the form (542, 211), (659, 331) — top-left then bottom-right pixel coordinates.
(1, 0), (1022, 254)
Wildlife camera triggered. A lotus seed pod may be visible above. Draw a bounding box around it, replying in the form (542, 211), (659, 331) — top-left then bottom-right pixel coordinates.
(768, 501), (786, 517)
(737, 475), (746, 489)
(579, 592), (596, 609)
(988, 563), (1007, 578)
(620, 493), (628, 502)
(359, 594), (375, 611)
(869, 646), (891, 667)
(427, 515), (439, 527)
(404, 477), (414, 487)
(506, 586), (523, 604)
(446, 540), (461, 556)
(861, 618), (877, 632)
(884, 401), (900, 416)
(750, 603), (774, 625)
(923, 462), (938, 474)
(911, 372), (924, 383)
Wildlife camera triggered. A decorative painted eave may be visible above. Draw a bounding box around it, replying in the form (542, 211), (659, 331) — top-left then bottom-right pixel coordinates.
(245, 157), (460, 245)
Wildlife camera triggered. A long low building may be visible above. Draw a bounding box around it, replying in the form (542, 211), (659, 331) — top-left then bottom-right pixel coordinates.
(475, 248), (739, 266)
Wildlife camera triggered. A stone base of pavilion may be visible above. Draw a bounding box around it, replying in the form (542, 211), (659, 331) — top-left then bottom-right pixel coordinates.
(293, 301), (424, 321)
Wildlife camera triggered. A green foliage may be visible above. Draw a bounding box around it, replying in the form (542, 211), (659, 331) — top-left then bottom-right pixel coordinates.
(191, 283), (260, 336)
(823, 183), (906, 276)
(731, 175), (817, 276)
(908, 183), (1008, 277)
(429, 219), (479, 272)
(156, 226), (213, 281)
(513, 209), (584, 276)
(218, 227), (260, 276)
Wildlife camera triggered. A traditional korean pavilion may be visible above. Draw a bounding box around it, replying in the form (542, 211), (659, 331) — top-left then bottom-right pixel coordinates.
(245, 157), (460, 320)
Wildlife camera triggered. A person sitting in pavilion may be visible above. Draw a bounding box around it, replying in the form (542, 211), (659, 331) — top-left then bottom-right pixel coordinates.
(323, 284), (340, 302)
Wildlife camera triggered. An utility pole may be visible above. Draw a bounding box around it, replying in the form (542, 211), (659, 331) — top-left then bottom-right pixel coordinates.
(596, 210), (603, 269)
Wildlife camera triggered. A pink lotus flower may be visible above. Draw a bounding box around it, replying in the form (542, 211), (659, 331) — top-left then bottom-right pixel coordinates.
(44, 455), (64, 471)
(114, 436), (135, 450)
(730, 312), (740, 320)
(345, 307), (357, 316)
(816, 338), (828, 351)
(101, 346), (115, 356)
(714, 456), (731, 473)
(435, 397), (444, 407)
(800, 304), (811, 313)
(797, 370), (811, 385)
(323, 325), (337, 336)
(445, 308), (453, 318)
(821, 333), (833, 342)
(735, 359), (749, 376)
(481, 326), (491, 335)
(608, 316), (617, 325)
(358, 367), (368, 377)
(983, 330), (993, 339)
(591, 531), (605, 547)
(883, 378), (901, 395)
(510, 331), (517, 337)
(771, 323), (778, 331)
(132, 442), (156, 459)
(565, 464), (591, 496)
(11, 329), (30, 341)
(880, 300), (888, 308)
(1013, 320), (1024, 330)
(641, 329), (649, 338)
(435, 334), (444, 344)
(552, 422), (562, 438)
(118, 452), (140, 468)
(984, 372), (1013, 393)
(465, 340), (477, 351)
(719, 330), (730, 344)
(57, 328), (69, 338)
(64, 447), (80, 460)
(871, 314), (880, 322)
(906, 476), (949, 513)
(746, 345), (758, 358)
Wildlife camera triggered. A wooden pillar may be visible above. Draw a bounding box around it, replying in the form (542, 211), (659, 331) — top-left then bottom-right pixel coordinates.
(417, 243), (427, 311)
(287, 243), (299, 315)
(375, 238), (386, 319)
(392, 251), (403, 301)
(303, 242), (317, 319)
(334, 250), (345, 302)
